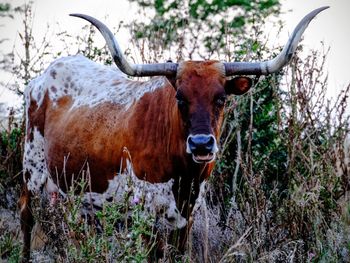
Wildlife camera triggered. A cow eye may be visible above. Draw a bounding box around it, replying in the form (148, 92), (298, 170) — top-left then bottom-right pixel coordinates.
(215, 96), (226, 107)
(177, 99), (187, 107)
(176, 93), (188, 108)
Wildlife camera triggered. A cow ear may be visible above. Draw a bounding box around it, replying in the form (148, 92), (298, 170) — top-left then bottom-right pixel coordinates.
(225, 76), (252, 95)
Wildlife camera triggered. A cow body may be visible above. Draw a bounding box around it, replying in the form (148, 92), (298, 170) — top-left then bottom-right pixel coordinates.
(24, 55), (217, 195)
(20, 55), (225, 259)
(24, 55), (176, 191)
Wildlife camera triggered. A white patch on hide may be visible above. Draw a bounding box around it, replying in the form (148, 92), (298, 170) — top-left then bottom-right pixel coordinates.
(45, 177), (59, 194)
(83, 160), (187, 230)
(25, 54), (166, 110)
(23, 127), (50, 192)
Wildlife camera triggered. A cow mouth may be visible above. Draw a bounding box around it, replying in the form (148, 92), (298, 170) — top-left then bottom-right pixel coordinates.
(192, 153), (215, 163)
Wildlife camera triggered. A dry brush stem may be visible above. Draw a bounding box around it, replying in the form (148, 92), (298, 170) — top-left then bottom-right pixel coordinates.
(219, 226), (252, 262)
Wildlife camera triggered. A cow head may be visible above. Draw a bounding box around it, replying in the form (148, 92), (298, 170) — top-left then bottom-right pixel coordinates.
(175, 61), (251, 163)
(70, 6), (328, 164)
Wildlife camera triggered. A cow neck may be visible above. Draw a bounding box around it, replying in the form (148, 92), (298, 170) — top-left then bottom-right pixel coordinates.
(147, 83), (213, 218)
(157, 82), (214, 209)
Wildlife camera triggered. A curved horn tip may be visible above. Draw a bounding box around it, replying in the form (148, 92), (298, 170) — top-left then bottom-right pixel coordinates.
(297, 6), (329, 28)
(69, 13), (92, 20)
(69, 13), (87, 16)
(69, 13), (81, 17)
(69, 13), (96, 21)
(315, 6), (330, 12)
(305, 6), (329, 19)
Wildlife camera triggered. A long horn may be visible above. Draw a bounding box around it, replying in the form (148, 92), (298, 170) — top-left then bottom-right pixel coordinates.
(69, 14), (178, 77)
(224, 6), (329, 76)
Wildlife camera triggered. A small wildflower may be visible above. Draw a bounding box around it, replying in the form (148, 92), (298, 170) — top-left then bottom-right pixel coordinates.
(131, 196), (140, 205)
(308, 252), (316, 262)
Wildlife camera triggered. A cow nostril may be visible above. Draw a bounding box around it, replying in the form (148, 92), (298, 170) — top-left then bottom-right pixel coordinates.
(188, 137), (196, 151)
(206, 136), (214, 149)
(188, 135), (215, 153)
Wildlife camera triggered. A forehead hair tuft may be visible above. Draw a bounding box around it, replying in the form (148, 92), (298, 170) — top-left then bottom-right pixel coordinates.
(176, 61), (225, 79)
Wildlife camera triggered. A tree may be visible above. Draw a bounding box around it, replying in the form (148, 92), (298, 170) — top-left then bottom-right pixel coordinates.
(128, 0), (280, 61)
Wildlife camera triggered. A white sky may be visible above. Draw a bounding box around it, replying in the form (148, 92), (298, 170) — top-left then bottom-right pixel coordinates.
(0, 0), (349, 110)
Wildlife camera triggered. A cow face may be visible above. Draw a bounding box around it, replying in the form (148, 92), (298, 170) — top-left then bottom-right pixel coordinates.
(175, 61), (252, 163)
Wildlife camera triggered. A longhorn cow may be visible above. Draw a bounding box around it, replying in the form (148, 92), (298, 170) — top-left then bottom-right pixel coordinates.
(19, 7), (328, 260)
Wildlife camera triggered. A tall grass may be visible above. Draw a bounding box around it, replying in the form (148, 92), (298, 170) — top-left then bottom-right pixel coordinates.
(0, 111), (23, 262)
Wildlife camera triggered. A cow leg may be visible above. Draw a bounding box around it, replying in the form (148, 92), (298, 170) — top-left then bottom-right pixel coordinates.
(176, 214), (193, 253)
(167, 198), (193, 254)
(171, 175), (201, 254)
(18, 182), (34, 262)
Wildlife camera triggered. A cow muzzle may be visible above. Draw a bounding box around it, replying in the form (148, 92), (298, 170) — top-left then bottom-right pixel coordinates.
(186, 134), (218, 163)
